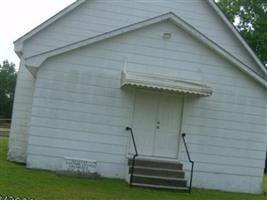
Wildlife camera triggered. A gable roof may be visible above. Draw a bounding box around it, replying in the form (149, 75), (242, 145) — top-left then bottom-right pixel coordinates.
(14, 0), (86, 53)
(14, 0), (267, 77)
(24, 12), (267, 89)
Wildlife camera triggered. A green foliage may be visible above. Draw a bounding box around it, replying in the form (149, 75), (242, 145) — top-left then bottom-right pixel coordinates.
(217, 0), (267, 65)
(0, 138), (265, 199)
(0, 60), (17, 118)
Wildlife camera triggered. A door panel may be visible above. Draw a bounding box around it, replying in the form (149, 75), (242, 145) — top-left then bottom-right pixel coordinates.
(131, 89), (159, 156)
(153, 93), (182, 158)
(131, 89), (182, 158)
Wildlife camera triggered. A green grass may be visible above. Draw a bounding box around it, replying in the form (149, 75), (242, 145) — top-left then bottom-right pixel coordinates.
(264, 176), (267, 192)
(0, 137), (266, 200)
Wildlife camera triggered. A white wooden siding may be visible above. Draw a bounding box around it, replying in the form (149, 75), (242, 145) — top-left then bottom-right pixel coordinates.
(8, 64), (35, 163)
(184, 171), (263, 193)
(22, 0), (263, 75)
(25, 21), (267, 193)
(11, 0), (265, 164)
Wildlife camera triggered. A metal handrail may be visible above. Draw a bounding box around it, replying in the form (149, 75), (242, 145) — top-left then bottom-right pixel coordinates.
(181, 133), (194, 193)
(0, 119), (11, 128)
(126, 126), (138, 186)
(0, 119), (11, 123)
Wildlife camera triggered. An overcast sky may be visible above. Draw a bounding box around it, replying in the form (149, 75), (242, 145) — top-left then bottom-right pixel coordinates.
(0, 0), (76, 67)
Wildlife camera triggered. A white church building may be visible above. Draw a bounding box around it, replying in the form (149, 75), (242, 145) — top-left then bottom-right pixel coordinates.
(8, 0), (267, 194)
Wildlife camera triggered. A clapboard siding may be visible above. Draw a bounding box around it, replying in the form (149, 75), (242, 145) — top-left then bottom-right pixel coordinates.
(24, 20), (267, 190)
(182, 143), (265, 160)
(27, 154), (126, 178)
(32, 98), (129, 116)
(184, 171), (262, 194)
(181, 158), (264, 178)
(34, 89), (131, 109)
(32, 100), (129, 118)
(187, 127), (266, 143)
(7, 0), (267, 194)
(191, 102), (266, 117)
(31, 108), (128, 127)
(31, 105), (128, 120)
(35, 79), (125, 98)
(28, 136), (126, 155)
(30, 115), (128, 132)
(30, 126), (127, 144)
(8, 64), (35, 163)
(12, 110), (32, 121)
(32, 55), (261, 96)
(185, 135), (266, 152)
(34, 22), (266, 98)
(190, 108), (267, 125)
(35, 54), (246, 82)
(180, 152), (264, 168)
(27, 146), (125, 165)
(33, 64), (264, 96)
(188, 113), (267, 127)
(22, 0), (262, 75)
(187, 116), (266, 133)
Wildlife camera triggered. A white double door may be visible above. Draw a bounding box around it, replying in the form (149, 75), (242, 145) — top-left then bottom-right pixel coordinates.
(131, 89), (183, 158)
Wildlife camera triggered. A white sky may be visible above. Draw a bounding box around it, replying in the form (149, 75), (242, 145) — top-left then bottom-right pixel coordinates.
(0, 0), (76, 68)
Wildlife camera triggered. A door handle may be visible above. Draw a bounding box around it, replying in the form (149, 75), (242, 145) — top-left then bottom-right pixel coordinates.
(156, 121), (160, 129)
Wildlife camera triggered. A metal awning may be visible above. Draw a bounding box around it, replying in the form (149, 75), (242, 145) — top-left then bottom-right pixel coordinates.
(121, 71), (212, 96)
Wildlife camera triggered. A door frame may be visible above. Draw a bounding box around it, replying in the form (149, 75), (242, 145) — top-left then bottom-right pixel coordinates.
(127, 88), (185, 160)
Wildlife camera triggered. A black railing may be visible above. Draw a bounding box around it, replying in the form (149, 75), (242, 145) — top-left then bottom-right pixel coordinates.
(264, 152), (267, 174)
(181, 133), (194, 193)
(126, 127), (138, 186)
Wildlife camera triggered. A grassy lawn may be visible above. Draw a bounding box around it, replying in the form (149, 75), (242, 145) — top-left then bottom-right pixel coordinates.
(0, 137), (266, 200)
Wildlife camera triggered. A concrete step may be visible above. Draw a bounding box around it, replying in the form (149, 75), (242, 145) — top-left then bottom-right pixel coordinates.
(128, 158), (183, 170)
(129, 166), (185, 178)
(132, 174), (187, 187)
(131, 183), (189, 191)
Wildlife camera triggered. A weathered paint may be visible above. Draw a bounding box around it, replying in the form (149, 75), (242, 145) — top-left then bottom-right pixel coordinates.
(9, 0), (267, 194)
(25, 21), (267, 193)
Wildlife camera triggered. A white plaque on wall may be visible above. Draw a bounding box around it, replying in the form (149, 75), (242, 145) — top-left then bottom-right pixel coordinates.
(62, 157), (97, 174)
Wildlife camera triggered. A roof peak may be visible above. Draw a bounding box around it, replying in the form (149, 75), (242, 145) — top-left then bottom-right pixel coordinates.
(14, 0), (267, 79)
(24, 12), (267, 89)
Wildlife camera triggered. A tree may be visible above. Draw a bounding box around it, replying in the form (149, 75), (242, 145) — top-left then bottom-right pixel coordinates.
(0, 60), (17, 118)
(217, 0), (267, 65)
